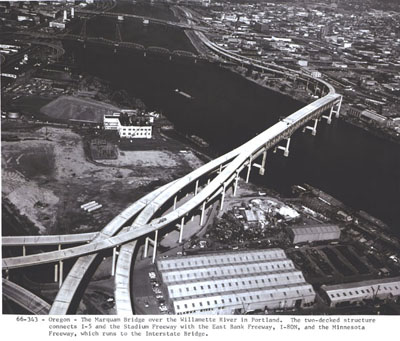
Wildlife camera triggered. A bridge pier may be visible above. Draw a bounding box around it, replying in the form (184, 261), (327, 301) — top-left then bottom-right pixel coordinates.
(220, 184), (226, 211)
(246, 156), (253, 183)
(59, 260), (64, 288)
(260, 149), (267, 175)
(252, 148), (267, 175)
(304, 118), (319, 136)
(200, 201), (206, 226)
(144, 231), (158, 263)
(334, 96), (342, 118)
(22, 245), (26, 257)
(173, 195), (177, 210)
(152, 230), (158, 264)
(322, 106), (335, 124)
(233, 171), (240, 196)
(111, 247), (117, 277)
(179, 216), (185, 243)
(144, 237), (149, 258)
(275, 138), (291, 157)
(322, 96), (342, 123)
(54, 264), (58, 283)
(58, 244), (63, 287)
(192, 180), (199, 222)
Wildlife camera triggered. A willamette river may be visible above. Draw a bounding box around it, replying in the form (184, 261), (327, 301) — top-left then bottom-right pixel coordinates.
(62, 14), (400, 230)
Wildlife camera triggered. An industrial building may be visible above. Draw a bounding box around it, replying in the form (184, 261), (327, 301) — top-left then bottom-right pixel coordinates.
(156, 249), (315, 315)
(103, 113), (152, 139)
(321, 277), (400, 307)
(287, 224), (340, 244)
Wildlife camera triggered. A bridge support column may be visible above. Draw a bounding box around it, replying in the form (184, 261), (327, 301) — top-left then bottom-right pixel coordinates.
(173, 195), (177, 210)
(335, 96), (342, 118)
(259, 149), (267, 175)
(195, 180), (199, 195)
(284, 138), (291, 157)
(220, 184), (226, 211)
(200, 201), (206, 226)
(111, 247), (117, 277)
(6, 269), (9, 280)
(311, 118), (318, 136)
(304, 118), (319, 136)
(152, 230), (158, 264)
(59, 260), (64, 288)
(246, 156), (253, 183)
(144, 237), (149, 258)
(54, 264), (58, 283)
(233, 172), (240, 196)
(179, 216), (185, 244)
(22, 245), (26, 257)
(323, 106), (334, 124)
(218, 165), (222, 174)
(275, 138), (291, 157)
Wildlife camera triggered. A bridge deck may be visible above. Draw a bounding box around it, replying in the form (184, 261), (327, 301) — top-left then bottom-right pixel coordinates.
(2, 279), (50, 315)
(2, 233), (98, 247)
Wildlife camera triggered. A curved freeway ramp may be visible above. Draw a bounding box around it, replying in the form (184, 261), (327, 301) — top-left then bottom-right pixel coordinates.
(2, 233), (98, 247)
(2, 279), (50, 315)
(49, 181), (177, 314)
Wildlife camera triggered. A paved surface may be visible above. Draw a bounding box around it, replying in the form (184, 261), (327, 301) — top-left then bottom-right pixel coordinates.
(2, 278), (50, 315)
(2, 233), (97, 246)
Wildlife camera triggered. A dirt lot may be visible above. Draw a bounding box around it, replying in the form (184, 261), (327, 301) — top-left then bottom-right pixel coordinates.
(1, 126), (203, 235)
(40, 96), (120, 123)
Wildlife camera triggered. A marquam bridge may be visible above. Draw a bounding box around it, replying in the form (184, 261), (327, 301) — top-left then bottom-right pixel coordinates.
(2, 18), (342, 315)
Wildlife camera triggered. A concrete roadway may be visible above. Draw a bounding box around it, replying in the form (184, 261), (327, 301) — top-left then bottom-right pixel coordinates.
(2, 233), (98, 247)
(2, 278), (50, 315)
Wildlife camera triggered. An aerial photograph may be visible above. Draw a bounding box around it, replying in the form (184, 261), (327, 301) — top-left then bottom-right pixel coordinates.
(1, 0), (400, 317)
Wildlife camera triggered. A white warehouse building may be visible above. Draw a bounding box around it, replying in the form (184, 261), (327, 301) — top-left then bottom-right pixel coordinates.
(321, 277), (400, 307)
(287, 225), (341, 244)
(156, 249), (315, 315)
(103, 113), (152, 139)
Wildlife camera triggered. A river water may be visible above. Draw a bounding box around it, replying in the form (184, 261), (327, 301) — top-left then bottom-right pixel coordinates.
(62, 17), (400, 230)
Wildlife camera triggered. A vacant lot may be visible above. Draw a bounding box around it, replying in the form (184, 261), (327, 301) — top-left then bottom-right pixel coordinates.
(2, 126), (203, 235)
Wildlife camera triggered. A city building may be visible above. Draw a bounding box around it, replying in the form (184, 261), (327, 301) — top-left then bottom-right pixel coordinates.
(49, 20), (65, 29)
(321, 277), (400, 307)
(156, 249), (315, 315)
(103, 113), (152, 139)
(287, 225), (341, 244)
